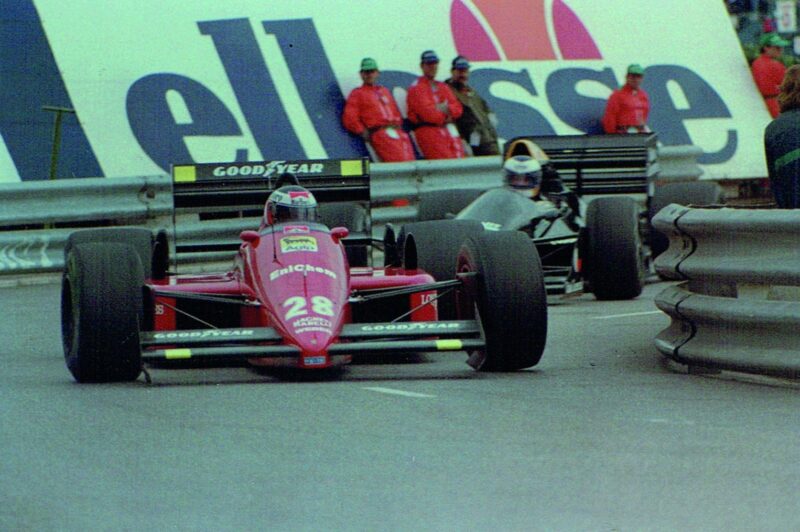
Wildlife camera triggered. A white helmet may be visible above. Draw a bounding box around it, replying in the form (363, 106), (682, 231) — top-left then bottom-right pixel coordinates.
(503, 155), (542, 198)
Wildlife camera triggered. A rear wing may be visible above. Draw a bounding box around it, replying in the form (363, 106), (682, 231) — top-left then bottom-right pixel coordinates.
(170, 158), (370, 213)
(504, 134), (659, 196)
(163, 158), (371, 261)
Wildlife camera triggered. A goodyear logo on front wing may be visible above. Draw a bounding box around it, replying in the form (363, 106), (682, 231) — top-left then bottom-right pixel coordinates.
(280, 236), (317, 253)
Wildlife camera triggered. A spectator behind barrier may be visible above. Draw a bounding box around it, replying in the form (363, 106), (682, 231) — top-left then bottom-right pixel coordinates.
(342, 57), (415, 162)
(445, 55), (500, 156)
(406, 50), (465, 160)
(751, 32), (790, 118)
(601, 64), (651, 134)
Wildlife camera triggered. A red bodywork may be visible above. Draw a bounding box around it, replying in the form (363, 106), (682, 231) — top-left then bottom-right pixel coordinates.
(147, 222), (436, 369)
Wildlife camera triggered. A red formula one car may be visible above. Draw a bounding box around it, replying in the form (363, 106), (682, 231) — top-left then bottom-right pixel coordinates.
(60, 158), (547, 383)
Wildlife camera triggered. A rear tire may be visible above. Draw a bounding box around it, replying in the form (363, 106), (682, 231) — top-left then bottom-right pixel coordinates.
(397, 220), (484, 320)
(456, 231), (547, 371)
(62, 243), (144, 383)
(584, 196), (644, 301)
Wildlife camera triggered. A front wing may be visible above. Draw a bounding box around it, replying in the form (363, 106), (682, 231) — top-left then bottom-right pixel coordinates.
(140, 320), (484, 363)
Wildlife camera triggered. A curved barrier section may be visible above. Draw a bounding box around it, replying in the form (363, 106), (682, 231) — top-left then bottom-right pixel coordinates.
(653, 205), (800, 378)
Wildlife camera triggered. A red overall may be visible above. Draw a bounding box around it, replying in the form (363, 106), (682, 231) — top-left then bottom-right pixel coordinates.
(342, 84), (415, 162)
(602, 85), (650, 134)
(752, 53), (786, 118)
(406, 76), (465, 159)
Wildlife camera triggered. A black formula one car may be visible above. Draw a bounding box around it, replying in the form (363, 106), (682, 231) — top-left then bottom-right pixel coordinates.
(400, 142), (645, 321)
(60, 158), (548, 383)
(399, 135), (724, 318)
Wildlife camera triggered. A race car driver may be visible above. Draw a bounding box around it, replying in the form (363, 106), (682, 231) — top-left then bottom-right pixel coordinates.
(262, 184), (319, 227)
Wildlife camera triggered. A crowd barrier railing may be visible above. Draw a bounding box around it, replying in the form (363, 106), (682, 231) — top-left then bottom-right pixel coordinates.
(0, 145), (700, 274)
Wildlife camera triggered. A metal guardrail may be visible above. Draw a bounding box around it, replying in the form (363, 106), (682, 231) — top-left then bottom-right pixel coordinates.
(0, 146), (701, 273)
(652, 204), (800, 378)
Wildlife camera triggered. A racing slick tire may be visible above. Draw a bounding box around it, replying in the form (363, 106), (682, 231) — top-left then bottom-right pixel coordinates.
(456, 231), (547, 371)
(319, 203), (369, 266)
(584, 196), (645, 301)
(648, 181), (725, 258)
(62, 242), (144, 383)
(65, 227), (161, 279)
(417, 189), (485, 221)
(397, 219), (484, 320)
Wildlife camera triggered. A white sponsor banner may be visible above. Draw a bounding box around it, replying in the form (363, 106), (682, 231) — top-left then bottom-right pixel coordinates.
(30, 0), (770, 180)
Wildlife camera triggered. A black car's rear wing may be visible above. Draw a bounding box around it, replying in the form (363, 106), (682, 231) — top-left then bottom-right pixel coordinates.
(504, 134), (659, 196)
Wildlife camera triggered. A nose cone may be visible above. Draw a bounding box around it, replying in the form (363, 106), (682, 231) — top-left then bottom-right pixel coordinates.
(291, 326), (335, 367)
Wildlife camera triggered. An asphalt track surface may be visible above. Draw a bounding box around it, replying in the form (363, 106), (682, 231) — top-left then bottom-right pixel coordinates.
(2, 278), (799, 531)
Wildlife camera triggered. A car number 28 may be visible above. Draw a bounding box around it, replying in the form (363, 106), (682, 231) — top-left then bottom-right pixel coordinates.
(283, 296), (335, 319)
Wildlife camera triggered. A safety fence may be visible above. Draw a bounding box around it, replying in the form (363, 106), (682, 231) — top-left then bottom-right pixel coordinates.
(0, 144), (702, 274)
(653, 205), (800, 378)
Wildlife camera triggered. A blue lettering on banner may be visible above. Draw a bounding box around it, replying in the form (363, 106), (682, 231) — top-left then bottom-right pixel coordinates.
(260, 19), (365, 158)
(644, 65), (737, 165)
(0, 0), (103, 180)
(127, 74), (244, 170)
(471, 68), (556, 137)
(198, 18), (306, 159)
(546, 67), (618, 135)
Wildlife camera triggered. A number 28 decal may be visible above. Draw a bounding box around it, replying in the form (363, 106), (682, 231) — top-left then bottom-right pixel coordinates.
(283, 296), (335, 319)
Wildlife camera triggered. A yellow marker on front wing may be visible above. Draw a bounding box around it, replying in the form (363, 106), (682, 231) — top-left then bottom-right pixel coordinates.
(164, 348), (192, 359)
(435, 339), (463, 351)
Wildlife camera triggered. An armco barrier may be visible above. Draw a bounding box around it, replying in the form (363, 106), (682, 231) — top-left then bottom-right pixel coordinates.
(652, 205), (800, 378)
(0, 159), (502, 273)
(0, 175), (172, 227)
(0, 145), (700, 273)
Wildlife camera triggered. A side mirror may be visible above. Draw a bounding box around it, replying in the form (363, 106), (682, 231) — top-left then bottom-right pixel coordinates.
(240, 230), (260, 243)
(331, 226), (349, 243)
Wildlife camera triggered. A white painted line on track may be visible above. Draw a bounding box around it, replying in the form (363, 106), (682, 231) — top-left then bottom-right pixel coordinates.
(591, 310), (664, 320)
(363, 387), (436, 398)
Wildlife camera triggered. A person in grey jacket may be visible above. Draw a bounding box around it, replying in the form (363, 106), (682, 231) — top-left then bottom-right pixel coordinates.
(764, 64), (800, 208)
(445, 55), (500, 156)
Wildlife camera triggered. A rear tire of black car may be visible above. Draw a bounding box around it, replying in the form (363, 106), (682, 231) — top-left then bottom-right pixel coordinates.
(648, 181), (725, 257)
(417, 189), (485, 221)
(319, 203), (369, 266)
(584, 196), (644, 301)
(62, 242), (144, 383)
(65, 227), (155, 279)
(397, 219), (485, 320)
(456, 231), (547, 371)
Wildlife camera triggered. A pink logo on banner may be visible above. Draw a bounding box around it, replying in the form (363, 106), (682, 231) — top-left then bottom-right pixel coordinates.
(450, 0), (602, 61)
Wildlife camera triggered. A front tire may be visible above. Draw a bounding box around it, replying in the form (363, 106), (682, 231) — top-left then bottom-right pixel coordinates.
(62, 243), (144, 383)
(456, 231), (547, 371)
(65, 227), (157, 279)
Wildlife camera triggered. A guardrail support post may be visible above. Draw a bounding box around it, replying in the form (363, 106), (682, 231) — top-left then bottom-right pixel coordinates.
(42, 106), (76, 181)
